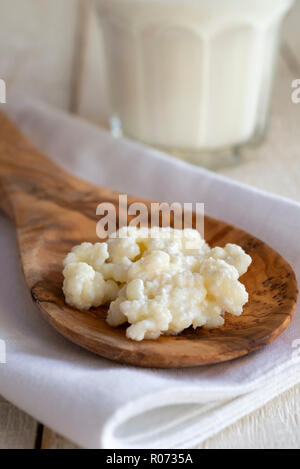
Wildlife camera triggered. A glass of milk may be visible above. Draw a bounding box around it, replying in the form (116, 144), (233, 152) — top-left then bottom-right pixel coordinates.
(93, 0), (293, 168)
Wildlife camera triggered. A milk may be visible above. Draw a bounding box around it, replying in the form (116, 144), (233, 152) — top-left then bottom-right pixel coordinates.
(94, 0), (293, 159)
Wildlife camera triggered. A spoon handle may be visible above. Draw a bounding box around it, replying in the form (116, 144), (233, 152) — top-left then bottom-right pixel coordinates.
(0, 112), (66, 216)
(0, 112), (99, 223)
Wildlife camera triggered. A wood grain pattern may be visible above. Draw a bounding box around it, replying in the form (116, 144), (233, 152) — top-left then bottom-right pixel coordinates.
(197, 383), (300, 449)
(0, 112), (297, 368)
(0, 396), (39, 449)
(41, 427), (79, 449)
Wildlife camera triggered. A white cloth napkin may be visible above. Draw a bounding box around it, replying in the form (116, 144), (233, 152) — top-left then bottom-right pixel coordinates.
(0, 97), (299, 449)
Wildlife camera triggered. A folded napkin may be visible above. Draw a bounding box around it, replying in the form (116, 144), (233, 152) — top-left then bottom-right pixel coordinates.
(0, 97), (299, 449)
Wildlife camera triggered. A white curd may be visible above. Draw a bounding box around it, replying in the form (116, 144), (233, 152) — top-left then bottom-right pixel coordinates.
(63, 227), (251, 341)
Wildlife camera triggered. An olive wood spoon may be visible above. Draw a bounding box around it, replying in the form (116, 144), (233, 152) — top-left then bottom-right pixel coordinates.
(0, 112), (297, 367)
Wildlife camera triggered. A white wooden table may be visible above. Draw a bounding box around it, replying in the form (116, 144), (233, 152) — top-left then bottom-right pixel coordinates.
(0, 0), (300, 449)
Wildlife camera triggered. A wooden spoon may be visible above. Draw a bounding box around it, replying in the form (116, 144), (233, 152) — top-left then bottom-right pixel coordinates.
(0, 112), (297, 368)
